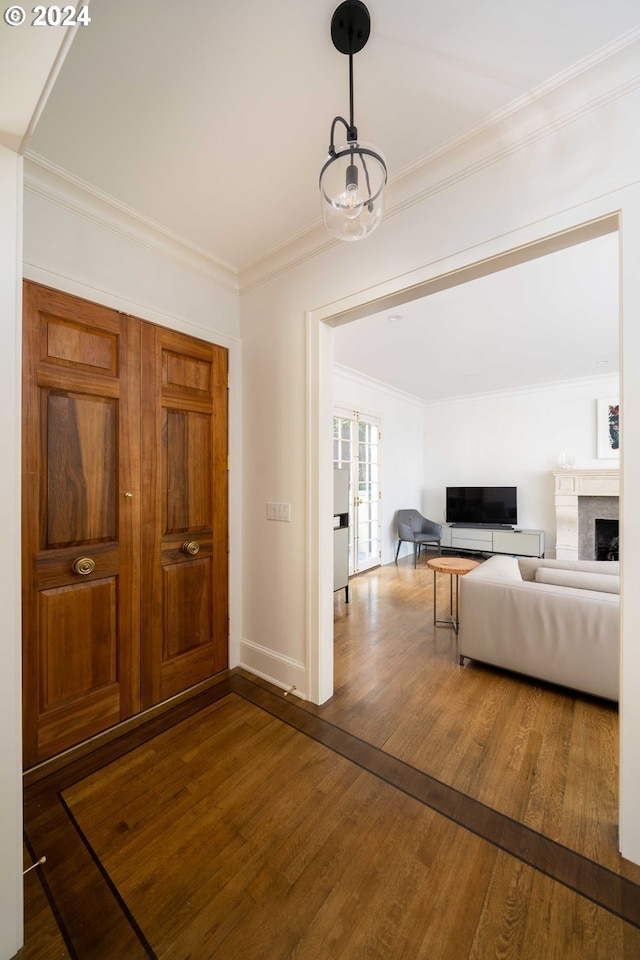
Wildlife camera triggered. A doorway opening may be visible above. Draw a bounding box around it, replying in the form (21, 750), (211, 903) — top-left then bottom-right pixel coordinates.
(308, 212), (620, 709)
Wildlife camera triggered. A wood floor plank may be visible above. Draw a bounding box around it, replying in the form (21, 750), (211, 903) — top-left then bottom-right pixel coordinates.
(469, 851), (638, 960)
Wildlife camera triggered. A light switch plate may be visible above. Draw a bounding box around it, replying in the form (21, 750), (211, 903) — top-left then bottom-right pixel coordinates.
(267, 501), (291, 522)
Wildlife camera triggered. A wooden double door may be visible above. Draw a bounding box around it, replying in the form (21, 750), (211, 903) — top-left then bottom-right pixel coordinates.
(22, 282), (228, 768)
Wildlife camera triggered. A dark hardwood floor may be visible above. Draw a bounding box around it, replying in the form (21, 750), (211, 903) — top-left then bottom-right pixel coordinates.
(17, 555), (640, 959)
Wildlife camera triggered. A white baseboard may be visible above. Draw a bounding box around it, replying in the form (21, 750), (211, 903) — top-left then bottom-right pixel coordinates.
(238, 639), (307, 700)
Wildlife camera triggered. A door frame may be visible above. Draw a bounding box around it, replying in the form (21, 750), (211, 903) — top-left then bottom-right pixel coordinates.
(308, 212), (620, 704)
(306, 207), (633, 842)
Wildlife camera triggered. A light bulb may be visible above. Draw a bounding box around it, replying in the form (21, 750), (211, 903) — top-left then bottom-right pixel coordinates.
(338, 181), (364, 219)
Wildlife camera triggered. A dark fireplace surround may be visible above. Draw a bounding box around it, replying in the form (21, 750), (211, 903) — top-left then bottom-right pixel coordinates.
(578, 496), (620, 561)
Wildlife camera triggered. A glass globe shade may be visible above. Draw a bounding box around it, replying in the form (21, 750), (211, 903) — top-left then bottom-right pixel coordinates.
(319, 141), (386, 241)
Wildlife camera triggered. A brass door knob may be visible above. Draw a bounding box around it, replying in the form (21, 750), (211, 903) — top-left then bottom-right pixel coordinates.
(182, 541), (200, 555)
(72, 557), (95, 576)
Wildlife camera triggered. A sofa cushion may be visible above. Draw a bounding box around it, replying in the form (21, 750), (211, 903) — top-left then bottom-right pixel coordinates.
(463, 555), (523, 582)
(518, 558), (619, 581)
(534, 566), (620, 594)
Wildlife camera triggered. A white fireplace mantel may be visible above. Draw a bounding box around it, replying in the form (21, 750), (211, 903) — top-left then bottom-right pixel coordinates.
(553, 469), (619, 560)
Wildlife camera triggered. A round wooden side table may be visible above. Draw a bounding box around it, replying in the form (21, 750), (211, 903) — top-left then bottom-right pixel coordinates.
(427, 556), (480, 636)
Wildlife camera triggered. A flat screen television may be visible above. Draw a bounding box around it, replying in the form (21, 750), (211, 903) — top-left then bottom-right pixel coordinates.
(446, 486), (517, 526)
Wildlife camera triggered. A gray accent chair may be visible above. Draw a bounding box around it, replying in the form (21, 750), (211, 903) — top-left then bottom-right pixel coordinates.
(395, 510), (443, 567)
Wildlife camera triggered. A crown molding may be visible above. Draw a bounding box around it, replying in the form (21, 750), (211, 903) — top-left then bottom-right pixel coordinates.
(420, 372), (620, 408)
(335, 363), (618, 410)
(239, 30), (640, 293)
(23, 153), (239, 294)
(387, 25), (640, 188)
(333, 362), (427, 408)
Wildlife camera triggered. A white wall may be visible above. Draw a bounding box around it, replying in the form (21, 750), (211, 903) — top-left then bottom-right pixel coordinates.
(421, 375), (620, 555)
(240, 39), (640, 863)
(23, 161), (240, 341)
(333, 364), (425, 564)
(0, 144), (24, 960)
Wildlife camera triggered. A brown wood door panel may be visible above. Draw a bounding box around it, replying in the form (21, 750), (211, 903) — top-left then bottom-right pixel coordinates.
(163, 556), (212, 657)
(38, 311), (119, 375)
(43, 391), (117, 547)
(39, 578), (117, 709)
(164, 408), (213, 532)
(141, 324), (228, 709)
(35, 576), (122, 758)
(23, 282), (141, 767)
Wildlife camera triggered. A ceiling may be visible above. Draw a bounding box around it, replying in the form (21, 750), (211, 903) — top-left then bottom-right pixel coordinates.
(14, 1), (634, 401)
(26, 0), (640, 272)
(333, 231), (620, 403)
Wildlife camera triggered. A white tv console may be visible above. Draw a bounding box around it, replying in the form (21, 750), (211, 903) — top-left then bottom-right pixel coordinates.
(442, 525), (545, 558)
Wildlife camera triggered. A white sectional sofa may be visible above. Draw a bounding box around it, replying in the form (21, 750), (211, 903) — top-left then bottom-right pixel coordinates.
(458, 555), (620, 701)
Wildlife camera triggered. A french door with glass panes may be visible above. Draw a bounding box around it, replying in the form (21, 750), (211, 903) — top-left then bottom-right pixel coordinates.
(333, 410), (381, 574)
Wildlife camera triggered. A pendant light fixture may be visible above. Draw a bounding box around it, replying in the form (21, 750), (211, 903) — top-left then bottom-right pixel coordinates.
(319, 0), (387, 241)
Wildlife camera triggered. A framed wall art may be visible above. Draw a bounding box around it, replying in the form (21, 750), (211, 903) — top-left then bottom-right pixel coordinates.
(597, 397), (620, 459)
